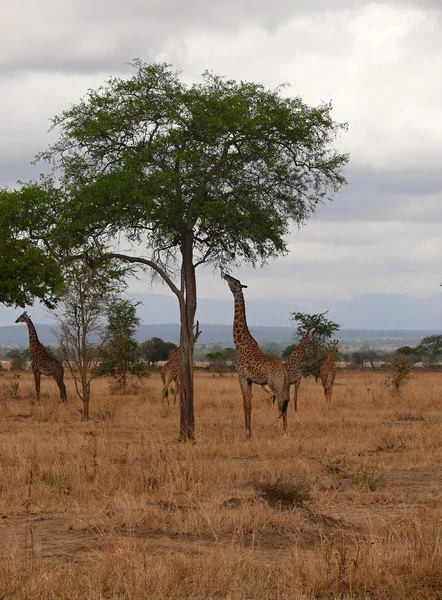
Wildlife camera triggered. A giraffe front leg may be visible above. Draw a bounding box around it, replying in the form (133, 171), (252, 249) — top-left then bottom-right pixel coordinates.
(239, 378), (252, 441)
(174, 377), (180, 408)
(33, 370), (41, 405)
(278, 397), (288, 434)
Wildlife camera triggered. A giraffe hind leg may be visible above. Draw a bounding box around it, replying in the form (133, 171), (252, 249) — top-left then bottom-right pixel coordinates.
(173, 378), (180, 407)
(58, 378), (67, 402)
(33, 370), (41, 405)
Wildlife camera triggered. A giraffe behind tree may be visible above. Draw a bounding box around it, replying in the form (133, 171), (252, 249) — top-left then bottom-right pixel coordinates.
(285, 326), (314, 412)
(160, 322), (202, 406)
(15, 311), (67, 404)
(320, 339), (340, 403)
(223, 273), (289, 440)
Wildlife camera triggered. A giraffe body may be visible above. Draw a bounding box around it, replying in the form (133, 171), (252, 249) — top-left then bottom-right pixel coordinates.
(160, 347), (181, 406)
(15, 312), (67, 404)
(160, 324), (201, 406)
(223, 274), (289, 440)
(320, 340), (340, 403)
(285, 327), (313, 411)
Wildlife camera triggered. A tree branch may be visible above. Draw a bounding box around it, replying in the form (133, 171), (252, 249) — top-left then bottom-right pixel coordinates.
(61, 252), (182, 299)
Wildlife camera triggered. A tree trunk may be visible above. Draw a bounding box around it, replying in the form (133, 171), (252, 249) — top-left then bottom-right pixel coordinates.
(179, 231), (197, 441)
(83, 382), (90, 420)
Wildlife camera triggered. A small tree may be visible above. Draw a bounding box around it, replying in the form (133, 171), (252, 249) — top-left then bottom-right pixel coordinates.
(140, 337), (178, 365)
(54, 259), (126, 419)
(383, 353), (413, 397)
(95, 299), (149, 394)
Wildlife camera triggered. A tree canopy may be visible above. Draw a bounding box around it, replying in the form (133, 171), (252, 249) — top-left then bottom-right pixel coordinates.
(1, 61), (348, 439)
(0, 187), (63, 308)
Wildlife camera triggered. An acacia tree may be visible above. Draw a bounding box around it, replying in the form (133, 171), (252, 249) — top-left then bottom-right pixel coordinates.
(283, 311), (341, 382)
(4, 61), (348, 440)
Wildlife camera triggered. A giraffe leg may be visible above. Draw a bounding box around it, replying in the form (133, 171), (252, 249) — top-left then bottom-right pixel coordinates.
(239, 378), (252, 441)
(174, 378), (180, 408)
(56, 376), (67, 402)
(293, 378), (301, 412)
(278, 396), (288, 433)
(33, 370), (41, 405)
(326, 374), (335, 403)
(162, 384), (170, 407)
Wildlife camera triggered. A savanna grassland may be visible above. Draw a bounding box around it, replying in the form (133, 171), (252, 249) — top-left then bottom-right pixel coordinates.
(0, 369), (442, 599)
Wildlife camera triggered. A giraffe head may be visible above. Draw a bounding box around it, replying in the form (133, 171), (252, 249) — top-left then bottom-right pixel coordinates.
(332, 340), (340, 351)
(222, 273), (247, 295)
(15, 311), (30, 324)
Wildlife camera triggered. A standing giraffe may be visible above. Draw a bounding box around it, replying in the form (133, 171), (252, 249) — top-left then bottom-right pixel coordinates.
(320, 339), (340, 403)
(223, 273), (289, 440)
(285, 326), (314, 412)
(160, 322), (202, 406)
(15, 311), (67, 403)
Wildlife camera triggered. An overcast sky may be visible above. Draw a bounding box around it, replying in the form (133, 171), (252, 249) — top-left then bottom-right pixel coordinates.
(2, 0), (442, 307)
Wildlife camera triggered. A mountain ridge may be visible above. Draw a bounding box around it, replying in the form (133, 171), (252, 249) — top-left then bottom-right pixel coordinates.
(2, 291), (442, 334)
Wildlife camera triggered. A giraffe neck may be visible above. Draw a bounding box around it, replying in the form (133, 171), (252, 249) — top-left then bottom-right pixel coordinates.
(292, 329), (311, 358)
(326, 346), (338, 365)
(24, 319), (43, 353)
(232, 291), (259, 352)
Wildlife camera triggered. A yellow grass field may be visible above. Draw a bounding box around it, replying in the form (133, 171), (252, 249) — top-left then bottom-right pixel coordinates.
(0, 368), (441, 599)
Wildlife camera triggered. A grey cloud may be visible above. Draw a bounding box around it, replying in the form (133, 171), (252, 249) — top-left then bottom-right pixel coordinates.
(1, 0), (440, 75)
(315, 164), (442, 223)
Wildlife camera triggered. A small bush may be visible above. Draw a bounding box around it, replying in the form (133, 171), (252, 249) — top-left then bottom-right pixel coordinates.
(258, 481), (312, 508)
(355, 467), (385, 492)
(383, 353), (413, 397)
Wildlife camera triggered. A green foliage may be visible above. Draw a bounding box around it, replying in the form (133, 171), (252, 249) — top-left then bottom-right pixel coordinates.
(95, 299), (149, 393)
(6, 61), (348, 280)
(7, 348), (31, 371)
(139, 337), (177, 364)
(285, 311), (341, 380)
(396, 345), (417, 357)
(415, 335), (442, 368)
(205, 347), (236, 375)
(0, 186), (63, 308)
(290, 310), (340, 340)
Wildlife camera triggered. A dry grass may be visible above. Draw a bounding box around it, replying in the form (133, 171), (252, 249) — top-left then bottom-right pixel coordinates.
(0, 369), (442, 598)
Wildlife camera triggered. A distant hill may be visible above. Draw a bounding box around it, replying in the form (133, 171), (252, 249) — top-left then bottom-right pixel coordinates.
(1, 322), (440, 349)
(2, 291), (442, 330)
